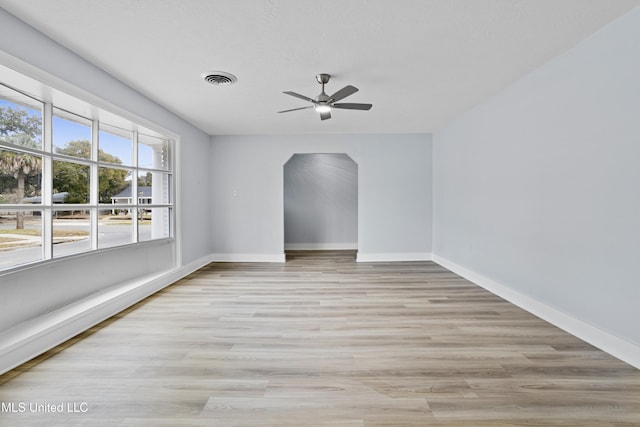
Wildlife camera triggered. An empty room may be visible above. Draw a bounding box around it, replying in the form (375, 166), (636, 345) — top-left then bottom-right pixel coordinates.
(0, 1), (639, 425)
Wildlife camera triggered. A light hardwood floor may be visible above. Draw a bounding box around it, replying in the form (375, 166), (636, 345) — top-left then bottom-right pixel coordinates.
(1, 251), (639, 426)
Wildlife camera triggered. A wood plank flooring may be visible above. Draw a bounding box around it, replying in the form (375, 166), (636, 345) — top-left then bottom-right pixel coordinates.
(1, 250), (639, 426)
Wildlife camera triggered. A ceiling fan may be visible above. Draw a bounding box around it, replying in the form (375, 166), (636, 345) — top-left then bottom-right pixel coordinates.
(278, 73), (372, 121)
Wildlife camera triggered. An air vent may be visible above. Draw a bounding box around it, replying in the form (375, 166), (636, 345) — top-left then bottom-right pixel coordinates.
(201, 71), (237, 86)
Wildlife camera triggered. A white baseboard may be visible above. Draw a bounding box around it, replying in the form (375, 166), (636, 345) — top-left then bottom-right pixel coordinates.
(357, 252), (433, 262)
(432, 254), (640, 369)
(211, 253), (286, 263)
(284, 243), (358, 250)
(0, 253), (214, 375)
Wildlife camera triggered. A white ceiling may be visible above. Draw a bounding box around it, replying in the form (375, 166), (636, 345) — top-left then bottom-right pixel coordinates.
(1, 0), (638, 135)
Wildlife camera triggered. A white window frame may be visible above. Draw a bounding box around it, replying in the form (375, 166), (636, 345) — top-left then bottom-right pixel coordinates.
(0, 77), (176, 273)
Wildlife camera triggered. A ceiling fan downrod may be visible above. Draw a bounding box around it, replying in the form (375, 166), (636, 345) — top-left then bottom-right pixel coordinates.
(316, 74), (331, 102)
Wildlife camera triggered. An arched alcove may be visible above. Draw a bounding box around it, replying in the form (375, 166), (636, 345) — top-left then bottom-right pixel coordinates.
(283, 153), (358, 251)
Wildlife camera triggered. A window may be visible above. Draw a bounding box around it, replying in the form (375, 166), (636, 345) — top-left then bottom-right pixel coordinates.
(0, 82), (174, 272)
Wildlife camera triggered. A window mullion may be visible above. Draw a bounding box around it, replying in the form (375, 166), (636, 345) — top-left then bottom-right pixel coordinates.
(42, 102), (53, 260)
(131, 131), (139, 242)
(90, 119), (99, 250)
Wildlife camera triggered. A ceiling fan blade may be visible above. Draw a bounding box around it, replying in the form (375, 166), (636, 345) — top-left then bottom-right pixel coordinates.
(329, 85), (358, 102)
(278, 106), (314, 113)
(332, 103), (373, 110)
(320, 111), (331, 120)
(283, 91), (315, 103)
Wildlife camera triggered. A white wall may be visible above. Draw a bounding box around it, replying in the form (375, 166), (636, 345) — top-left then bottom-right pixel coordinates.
(284, 153), (358, 249)
(433, 8), (640, 366)
(211, 133), (432, 261)
(0, 8), (212, 373)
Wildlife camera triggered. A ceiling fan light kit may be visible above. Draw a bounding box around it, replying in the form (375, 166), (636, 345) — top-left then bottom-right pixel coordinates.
(279, 73), (372, 121)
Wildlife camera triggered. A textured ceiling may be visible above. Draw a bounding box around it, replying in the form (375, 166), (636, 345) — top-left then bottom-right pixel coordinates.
(0, 0), (638, 135)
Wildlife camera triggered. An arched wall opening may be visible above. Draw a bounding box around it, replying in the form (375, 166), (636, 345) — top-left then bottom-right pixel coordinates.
(283, 153), (358, 251)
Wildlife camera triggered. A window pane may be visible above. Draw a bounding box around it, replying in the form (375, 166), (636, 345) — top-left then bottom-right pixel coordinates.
(0, 209), (43, 269)
(99, 166), (131, 204)
(138, 134), (170, 170)
(0, 85), (42, 150)
(137, 170), (171, 204)
(98, 211), (133, 249)
(53, 160), (90, 204)
(53, 109), (91, 159)
(99, 124), (132, 166)
(138, 207), (171, 242)
(53, 209), (91, 258)
(0, 147), (42, 204)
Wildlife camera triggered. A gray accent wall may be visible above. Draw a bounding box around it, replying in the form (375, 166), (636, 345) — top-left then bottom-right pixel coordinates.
(433, 8), (640, 347)
(284, 153), (358, 249)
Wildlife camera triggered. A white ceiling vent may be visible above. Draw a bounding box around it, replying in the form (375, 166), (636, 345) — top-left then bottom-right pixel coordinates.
(201, 71), (237, 86)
